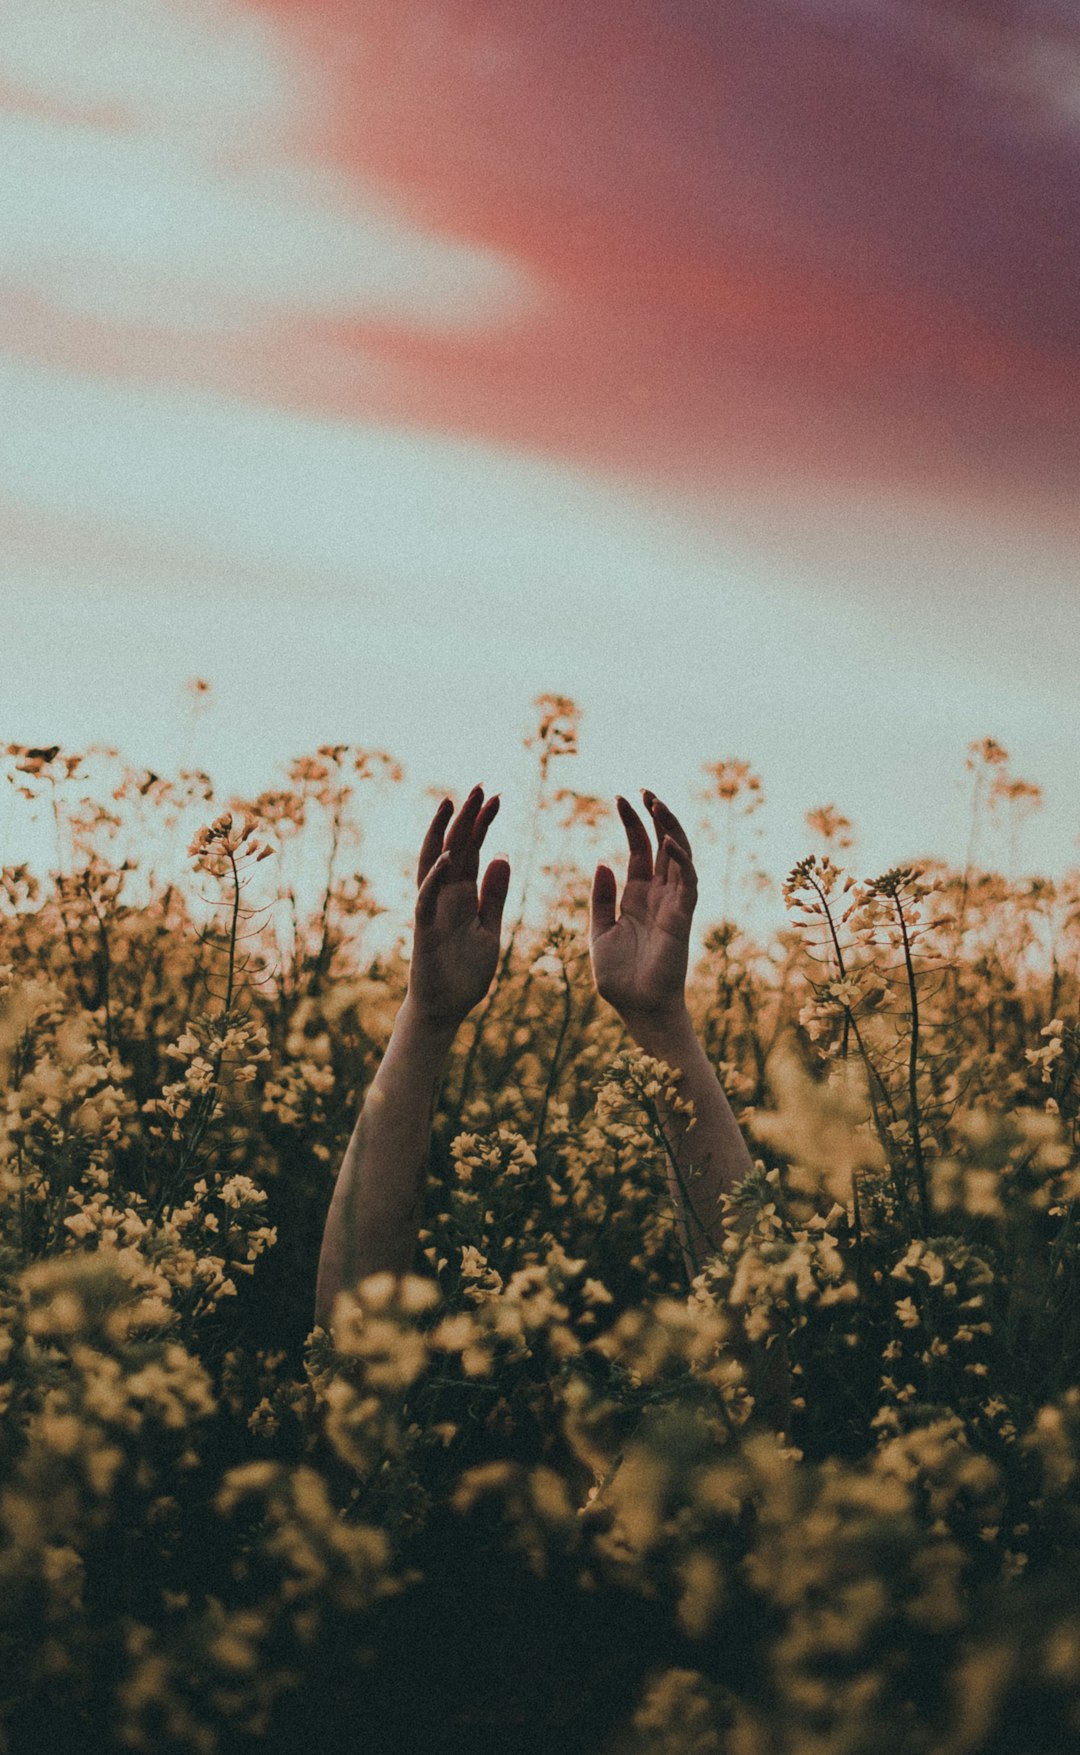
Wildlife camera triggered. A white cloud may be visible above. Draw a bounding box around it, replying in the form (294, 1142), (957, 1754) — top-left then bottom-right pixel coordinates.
(0, 0), (304, 142)
(0, 0), (535, 334)
(0, 108), (534, 331)
(0, 356), (702, 592)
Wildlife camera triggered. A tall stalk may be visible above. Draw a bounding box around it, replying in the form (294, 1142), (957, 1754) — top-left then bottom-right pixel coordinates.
(309, 788), (345, 998)
(894, 887), (931, 1231)
(790, 860), (914, 1232)
(166, 848), (243, 1201)
(534, 953), (574, 1154)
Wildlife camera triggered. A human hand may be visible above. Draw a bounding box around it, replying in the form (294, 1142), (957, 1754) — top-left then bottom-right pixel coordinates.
(406, 785), (511, 1032)
(589, 790), (698, 1028)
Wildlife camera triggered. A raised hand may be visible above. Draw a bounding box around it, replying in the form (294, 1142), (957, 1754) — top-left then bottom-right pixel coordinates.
(589, 790), (698, 1027)
(316, 785), (510, 1312)
(407, 784), (511, 1031)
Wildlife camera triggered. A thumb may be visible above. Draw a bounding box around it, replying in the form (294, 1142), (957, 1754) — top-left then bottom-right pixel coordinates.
(590, 863), (617, 940)
(478, 856), (511, 933)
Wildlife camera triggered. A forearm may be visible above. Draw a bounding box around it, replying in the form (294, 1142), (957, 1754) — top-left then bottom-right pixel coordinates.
(314, 996), (457, 1326)
(621, 1005), (790, 1431)
(620, 1003), (755, 1282)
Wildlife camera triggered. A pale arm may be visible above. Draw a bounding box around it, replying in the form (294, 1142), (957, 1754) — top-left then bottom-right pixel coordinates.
(634, 992), (790, 1434)
(591, 791), (790, 1431)
(618, 1000), (755, 1281)
(590, 791), (754, 1283)
(314, 997), (458, 1324)
(314, 785), (509, 1327)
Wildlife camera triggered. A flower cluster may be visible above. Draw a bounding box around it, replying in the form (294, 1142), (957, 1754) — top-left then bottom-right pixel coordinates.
(1, 727), (1079, 1752)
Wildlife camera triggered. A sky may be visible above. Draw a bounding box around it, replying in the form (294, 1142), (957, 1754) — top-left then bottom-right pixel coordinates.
(3, 0), (1080, 947)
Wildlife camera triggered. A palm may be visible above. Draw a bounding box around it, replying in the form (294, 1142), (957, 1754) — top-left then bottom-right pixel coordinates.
(414, 878), (500, 1021)
(592, 878), (689, 1015)
(590, 793), (697, 1021)
(408, 786), (510, 1029)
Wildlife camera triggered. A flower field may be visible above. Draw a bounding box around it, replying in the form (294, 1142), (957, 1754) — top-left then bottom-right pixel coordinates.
(2, 718), (1080, 1755)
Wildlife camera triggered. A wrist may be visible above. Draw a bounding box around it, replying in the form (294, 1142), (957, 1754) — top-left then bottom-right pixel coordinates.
(397, 992), (462, 1055)
(617, 1000), (695, 1058)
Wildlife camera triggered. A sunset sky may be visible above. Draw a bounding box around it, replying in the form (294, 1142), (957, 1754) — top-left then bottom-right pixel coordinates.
(3, 0), (1079, 941)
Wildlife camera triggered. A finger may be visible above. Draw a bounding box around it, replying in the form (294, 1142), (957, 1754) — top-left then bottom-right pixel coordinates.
(466, 793), (500, 879)
(417, 797), (454, 888)
(664, 836), (699, 896)
(416, 850), (451, 925)
(642, 790), (693, 858)
(445, 784), (485, 871)
(655, 836), (673, 885)
(616, 795), (653, 882)
(590, 863), (618, 939)
(474, 793), (500, 844)
(478, 856), (511, 934)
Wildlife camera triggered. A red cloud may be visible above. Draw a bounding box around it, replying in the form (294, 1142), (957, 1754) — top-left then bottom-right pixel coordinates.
(246, 0), (1080, 525)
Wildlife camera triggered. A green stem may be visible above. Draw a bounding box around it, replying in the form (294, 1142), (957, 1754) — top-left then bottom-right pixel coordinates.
(534, 959), (574, 1154)
(896, 891), (931, 1231)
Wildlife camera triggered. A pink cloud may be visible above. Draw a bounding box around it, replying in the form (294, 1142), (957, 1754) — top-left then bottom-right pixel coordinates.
(244, 0), (1080, 524)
